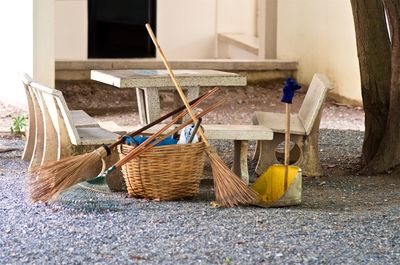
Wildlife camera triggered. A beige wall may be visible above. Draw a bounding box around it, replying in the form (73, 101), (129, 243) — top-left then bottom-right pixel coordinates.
(55, 0), (87, 60)
(34, 0), (55, 87)
(277, 0), (362, 104)
(216, 0), (258, 59)
(54, 0), (256, 60)
(0, 0), (54, 109)
(55, 0), (218, 59)
(53, 0), (362, 104)
(157, 0), (216, 59)
(217, 0), (256, 35)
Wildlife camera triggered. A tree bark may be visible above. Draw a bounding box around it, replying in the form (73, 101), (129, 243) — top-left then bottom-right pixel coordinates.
(367, 0), (400, 172)
(350, 0), (391, 167)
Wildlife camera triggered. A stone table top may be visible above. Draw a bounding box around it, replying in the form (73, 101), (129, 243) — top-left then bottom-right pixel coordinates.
(91, 69), (247, 88)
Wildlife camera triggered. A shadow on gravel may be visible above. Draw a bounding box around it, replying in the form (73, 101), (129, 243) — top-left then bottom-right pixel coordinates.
(54, 183), (133, 213)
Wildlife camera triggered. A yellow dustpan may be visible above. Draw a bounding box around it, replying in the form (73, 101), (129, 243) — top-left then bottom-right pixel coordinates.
(251, 164), (302, 207)
(251, 78), (302, 207)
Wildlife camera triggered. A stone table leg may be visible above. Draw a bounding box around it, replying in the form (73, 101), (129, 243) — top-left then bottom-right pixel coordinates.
(136, 87), (160, 124)
(173, 86), (200, 123)
(232, 140), (249, 184)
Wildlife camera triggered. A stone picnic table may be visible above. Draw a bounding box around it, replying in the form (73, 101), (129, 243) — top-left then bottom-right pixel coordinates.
(91, 69), (247, 124)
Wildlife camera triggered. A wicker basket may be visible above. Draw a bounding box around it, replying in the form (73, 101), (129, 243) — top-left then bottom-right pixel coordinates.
(118, 141), (206, 200)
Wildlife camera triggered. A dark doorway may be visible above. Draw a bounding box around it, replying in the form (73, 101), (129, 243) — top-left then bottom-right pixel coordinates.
(88, 0), (156, 58)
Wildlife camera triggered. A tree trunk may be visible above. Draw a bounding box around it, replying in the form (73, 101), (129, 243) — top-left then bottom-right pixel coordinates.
(367, 0), (400, 172)
(350, 0), (392, 168)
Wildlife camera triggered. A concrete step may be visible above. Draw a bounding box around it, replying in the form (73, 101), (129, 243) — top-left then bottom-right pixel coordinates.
(56, 59), (297, 84)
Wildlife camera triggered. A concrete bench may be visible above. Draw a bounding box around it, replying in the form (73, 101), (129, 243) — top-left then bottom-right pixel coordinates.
(91, 69), (247, 124)
(21, 73), (122, 189)
(114, 123), (273, 184)
(252, 73), (332, 177)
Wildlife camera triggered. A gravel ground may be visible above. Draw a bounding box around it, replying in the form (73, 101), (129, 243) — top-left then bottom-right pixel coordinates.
(1, 84), (398, 264)
(1, 130), (399, 264)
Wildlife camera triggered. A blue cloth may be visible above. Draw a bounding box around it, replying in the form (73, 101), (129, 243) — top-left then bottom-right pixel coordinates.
(122, 135), (178, 147)
(281, 77), (301, 104)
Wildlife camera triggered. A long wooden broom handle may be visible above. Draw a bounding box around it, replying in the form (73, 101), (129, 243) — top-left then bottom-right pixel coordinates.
(115, 99), (223, 168)
(145, 24), (210, 146)
(109, 86), (218, 149)
(284, 103), (290, 191)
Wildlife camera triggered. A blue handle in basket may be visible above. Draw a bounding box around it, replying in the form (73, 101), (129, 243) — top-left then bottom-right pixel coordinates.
(122, 135), (178, 147)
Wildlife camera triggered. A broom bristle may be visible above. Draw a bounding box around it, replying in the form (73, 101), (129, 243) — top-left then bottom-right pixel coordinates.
(27, 148), (106, 203)
(207, 149), (259, 207)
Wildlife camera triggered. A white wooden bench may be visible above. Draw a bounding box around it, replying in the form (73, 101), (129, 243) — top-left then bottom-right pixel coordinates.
(252, 73), (332, 177)
(115, 123), (273, 184)
(21, 74), (123, 189)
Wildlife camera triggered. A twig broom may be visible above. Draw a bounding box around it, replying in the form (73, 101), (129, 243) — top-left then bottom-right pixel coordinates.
(28, 88), (219, 202)
(145, 24), (258, 207)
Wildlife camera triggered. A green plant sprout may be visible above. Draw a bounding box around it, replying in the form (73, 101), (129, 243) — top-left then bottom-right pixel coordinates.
(10, 115), (27, 136)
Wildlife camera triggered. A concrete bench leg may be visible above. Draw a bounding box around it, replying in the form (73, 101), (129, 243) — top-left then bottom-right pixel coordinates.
(296, 131), (323, 177)
(255, 134), (304, 175)
(71, 145), (124, 191)
(255, 133), (323, 177)
(41, 109), (61, 164)
(232, 140), (249, 184)
(136, 87), (160, 124)
(252, 140), (261, 162)
(255, 135), (283, 175)
(22, 125), (35, 162)
(29, 131), (45, 170)
(105, 148), (125, 191)
(22, 91), (36, 162)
